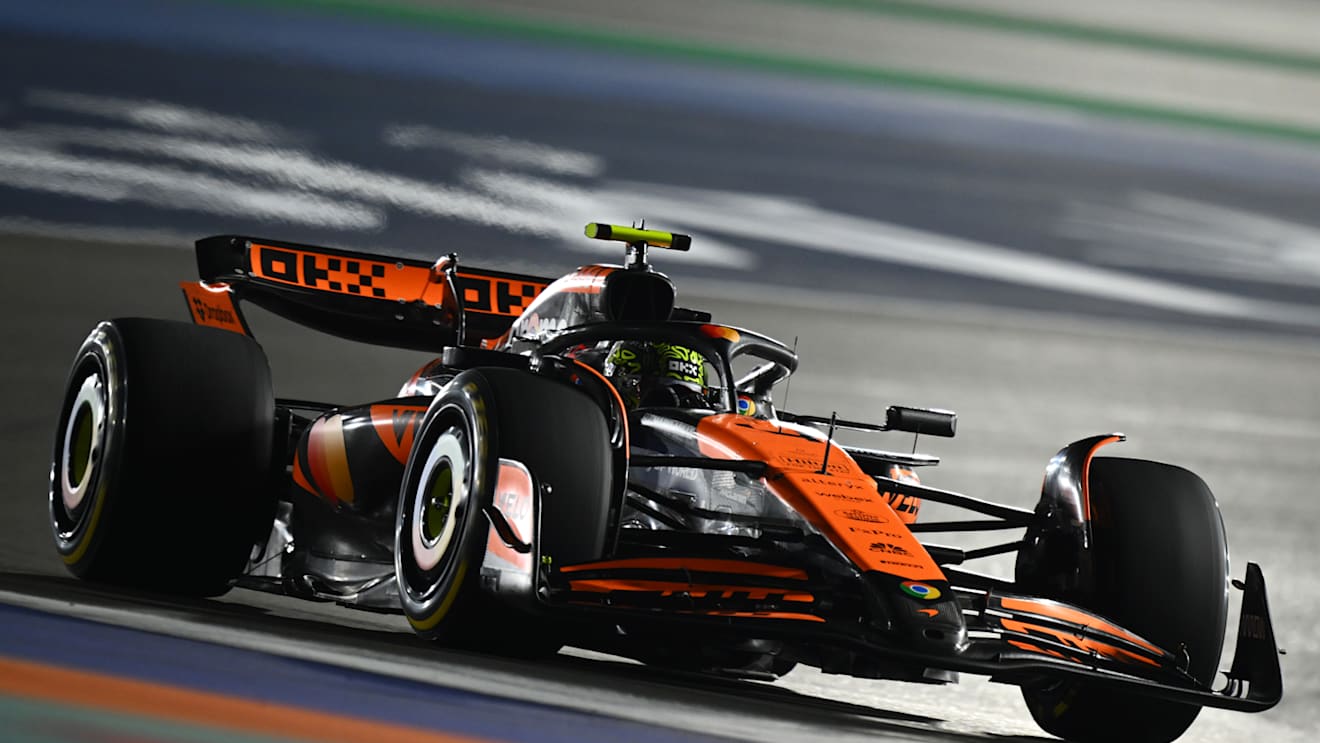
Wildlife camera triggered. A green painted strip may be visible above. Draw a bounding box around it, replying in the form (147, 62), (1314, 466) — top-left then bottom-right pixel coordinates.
(764, 0), (1320, 75)
(206, 0), (1320, 147)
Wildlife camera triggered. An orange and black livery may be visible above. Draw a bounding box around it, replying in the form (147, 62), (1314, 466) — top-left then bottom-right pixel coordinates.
(48, 223), (1281, 743)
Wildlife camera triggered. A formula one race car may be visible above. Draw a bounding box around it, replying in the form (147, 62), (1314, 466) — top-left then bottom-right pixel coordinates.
(50, 224), (1281, 743)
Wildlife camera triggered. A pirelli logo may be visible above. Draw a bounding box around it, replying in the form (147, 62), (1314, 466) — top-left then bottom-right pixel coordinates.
(249, 244), (546, 316)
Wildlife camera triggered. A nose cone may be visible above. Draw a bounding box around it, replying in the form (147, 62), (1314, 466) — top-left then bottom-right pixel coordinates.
(866, 573), (968, 655)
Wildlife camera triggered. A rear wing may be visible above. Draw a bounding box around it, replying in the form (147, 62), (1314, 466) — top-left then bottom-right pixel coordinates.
(183, 235), (551, 351)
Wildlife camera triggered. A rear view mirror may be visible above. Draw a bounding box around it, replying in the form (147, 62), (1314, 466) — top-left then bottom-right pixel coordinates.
(886, 406), (957, 438)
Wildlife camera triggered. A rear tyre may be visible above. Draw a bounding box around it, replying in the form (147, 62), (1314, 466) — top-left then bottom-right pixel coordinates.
(395, 368), (611, 656)
(50, 318), (275, 597)
(1020, 458), (1228, 743)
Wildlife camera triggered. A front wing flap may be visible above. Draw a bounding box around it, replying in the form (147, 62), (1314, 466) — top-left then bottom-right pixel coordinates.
(537, 540), (1281, 713)
(962, 562), (1280, 711)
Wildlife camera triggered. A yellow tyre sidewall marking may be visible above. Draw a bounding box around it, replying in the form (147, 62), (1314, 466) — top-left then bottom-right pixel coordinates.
(408, 558), (468, 631)
(63, 477), (108, 566)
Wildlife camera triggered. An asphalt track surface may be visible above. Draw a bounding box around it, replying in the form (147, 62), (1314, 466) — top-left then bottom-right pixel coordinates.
(1, 2), (1318, 742)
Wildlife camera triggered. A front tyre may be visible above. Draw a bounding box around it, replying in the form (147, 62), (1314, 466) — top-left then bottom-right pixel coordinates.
(50, 318), (275, 596)
(395, 375), (492, 640)
(1020, 458), (1229, 743)
(396, 368), (610, 657)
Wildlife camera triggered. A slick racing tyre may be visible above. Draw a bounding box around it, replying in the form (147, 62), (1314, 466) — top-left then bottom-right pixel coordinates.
(50, 318), (275, 597)
(1020, 458), (1229, 743)
(395, 368), (610, 655)
(395, 374), (490, 642)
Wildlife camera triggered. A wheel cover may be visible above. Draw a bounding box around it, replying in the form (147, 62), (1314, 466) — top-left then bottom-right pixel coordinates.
(51, 336), (121, 556)
(60, 373), (106, 515)
(408, 425), (469, 577)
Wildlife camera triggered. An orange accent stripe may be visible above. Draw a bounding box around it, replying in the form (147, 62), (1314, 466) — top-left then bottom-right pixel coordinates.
(481, 327), (513, 351)
(679, 611), (825, 622)
(565, 602), (825, 622)
(568, 579), (814, 601)
(305, 417), (333, 501)
(698, 324), (740, 343)
(0, 657), (491, 743)
(1107, 645), (1162, 667)
(1000, 597), (1165, 656)
(291, 454), (316, 495)
(571, 360), (629, 460)
(559, 557), (807, 580)
(1008, 639), (1074, 662)
(306, 415), (354, 504)
(999, 619), (1160, 667)
(1081, 435), (1122, 521)
(553, 265), (616, 294)
(322, 416), (354, 504)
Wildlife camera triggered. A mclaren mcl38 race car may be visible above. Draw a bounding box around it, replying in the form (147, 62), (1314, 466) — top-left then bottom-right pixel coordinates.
(50, 223), (1281, 742)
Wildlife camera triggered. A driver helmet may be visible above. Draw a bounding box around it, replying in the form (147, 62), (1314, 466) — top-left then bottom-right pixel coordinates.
(604, 341), (709, 408)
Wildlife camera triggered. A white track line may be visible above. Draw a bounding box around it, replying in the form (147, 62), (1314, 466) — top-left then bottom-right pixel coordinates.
(0, 140), (382, 230)
(13, 100), (1320, 327)
(15, 125), (565, 236)
(598, 180), (1320, 328)
(26, 89), (293, 143)
(384, 124), (605, 177)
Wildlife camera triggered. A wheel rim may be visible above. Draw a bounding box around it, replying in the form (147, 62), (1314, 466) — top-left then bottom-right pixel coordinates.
(50, 325), (125, 561)
(421, 464), (454, 546)
(406, 422), (470, 582)
(60, 372), (106, 516)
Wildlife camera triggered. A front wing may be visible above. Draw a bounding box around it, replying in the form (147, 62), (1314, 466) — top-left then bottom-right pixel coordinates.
(528, 551), (1282, 712)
